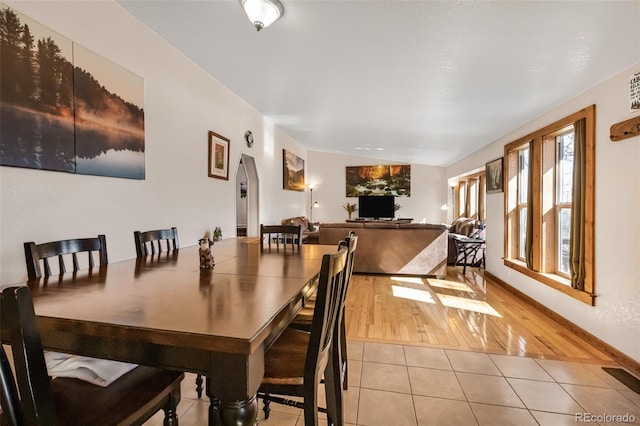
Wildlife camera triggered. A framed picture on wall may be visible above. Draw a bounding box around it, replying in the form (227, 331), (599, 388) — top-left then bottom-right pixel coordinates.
(208, 131), (230, 180)
(0, 5), (145, 179)
(486, 157), (504, 193)
(345, 164), (411, 197)
(282, 149), (305, 191)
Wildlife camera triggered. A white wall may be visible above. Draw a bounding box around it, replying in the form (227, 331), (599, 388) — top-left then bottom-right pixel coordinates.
(308, 151), (448, 224)
(446, 64), (640, 363)
(0, 1), (308, 284)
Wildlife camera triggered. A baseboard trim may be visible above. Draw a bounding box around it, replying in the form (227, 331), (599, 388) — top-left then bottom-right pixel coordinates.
(484, 271), (640, 377)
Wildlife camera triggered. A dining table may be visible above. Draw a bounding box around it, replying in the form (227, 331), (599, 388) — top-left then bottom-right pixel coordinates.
(0, 237), (339, 426)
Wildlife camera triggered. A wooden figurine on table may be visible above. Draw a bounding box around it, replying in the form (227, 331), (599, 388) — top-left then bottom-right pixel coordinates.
(199, 231), (215, 269)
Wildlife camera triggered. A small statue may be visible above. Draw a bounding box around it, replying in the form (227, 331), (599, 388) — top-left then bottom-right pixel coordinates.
(199, 231), (215, 269)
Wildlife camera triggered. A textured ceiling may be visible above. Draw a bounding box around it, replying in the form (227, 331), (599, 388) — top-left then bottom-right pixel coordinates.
(117, 0), (640, 166)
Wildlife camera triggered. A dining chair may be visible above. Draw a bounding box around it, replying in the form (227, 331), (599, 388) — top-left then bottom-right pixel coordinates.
(290, 233), (358, 390)
(258, 243), (349, 426)
(132, 227), (207, 399)
(133, 227), (179, 257)
(260, 224), (302, 250)
(24, 235), (108, 280)
(0, 286), (184, 426)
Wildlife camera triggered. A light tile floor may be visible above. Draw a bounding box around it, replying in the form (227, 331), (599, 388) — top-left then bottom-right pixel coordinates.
(147, 340), (640, 426)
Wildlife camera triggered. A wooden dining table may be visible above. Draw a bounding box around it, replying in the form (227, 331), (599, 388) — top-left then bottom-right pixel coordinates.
(0, 237), (339, 426)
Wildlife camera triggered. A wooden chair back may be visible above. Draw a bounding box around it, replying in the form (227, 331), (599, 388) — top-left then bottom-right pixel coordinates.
(337, 234), (358, 377)
(24, 235), (108, 280)
(344, 233), (358, 287)
(260, 224), (302, 250)
(0, 286), (184, 426)
(133, 227), (179, 257)
(1, 286), (58, 425)
(1, 345), (24, 425)
(306, 245), (348, 397)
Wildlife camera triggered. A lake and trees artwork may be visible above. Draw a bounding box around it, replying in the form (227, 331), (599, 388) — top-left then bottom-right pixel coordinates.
(346, 164), (411, 197)
(0, 4), (145, 179)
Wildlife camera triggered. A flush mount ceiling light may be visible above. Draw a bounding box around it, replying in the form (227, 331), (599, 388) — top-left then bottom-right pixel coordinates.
(240, 0), (284, 31)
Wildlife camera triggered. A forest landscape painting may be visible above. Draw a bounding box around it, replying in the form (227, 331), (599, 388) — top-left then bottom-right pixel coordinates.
(345, 164), (411, 197)
(0, 4), (145, 179)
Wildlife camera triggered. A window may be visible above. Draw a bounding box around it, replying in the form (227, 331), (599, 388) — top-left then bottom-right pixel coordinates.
(457, 180), (467, 218)
(555, 129), (574, 276)
(453, 173), (485, 222)
(504, 106), (595, 305)
(517, 146), (529, 260)
(469, 178), (478, 218)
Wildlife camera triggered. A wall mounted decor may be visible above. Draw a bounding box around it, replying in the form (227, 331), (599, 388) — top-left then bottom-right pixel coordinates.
(610, 115), (640, 142)
(208, 131), (230, 180)
(244, 130), (254, 148)
(0, 4), (145, 179)
(282, 149), (305, 191)
(630, 71), (639, 111)
(486, 157), (504, 193)
(345, 164), (411, 197)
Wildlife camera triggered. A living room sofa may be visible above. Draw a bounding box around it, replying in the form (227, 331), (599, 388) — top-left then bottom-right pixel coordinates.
(447, 217), (485, 265)
(281, 216), (319, 244)
(319, 222), (448, 277)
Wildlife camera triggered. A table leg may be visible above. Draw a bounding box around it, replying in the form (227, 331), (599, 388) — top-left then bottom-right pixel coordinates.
(219, 397), (258, 426)
(206, 382), (258, 426)
(206, 351), (264, 426)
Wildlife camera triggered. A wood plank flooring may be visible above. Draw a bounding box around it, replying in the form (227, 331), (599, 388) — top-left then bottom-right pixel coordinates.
(345, 267), (615, 364)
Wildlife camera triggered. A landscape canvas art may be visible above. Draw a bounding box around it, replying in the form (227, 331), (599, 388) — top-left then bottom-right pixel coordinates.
(0, 5), (75, 172)
(346, 164), (411, 197)
(283, 149), (305, 191)
(0, 4), (145, 179)
(73, 44), (145, 179)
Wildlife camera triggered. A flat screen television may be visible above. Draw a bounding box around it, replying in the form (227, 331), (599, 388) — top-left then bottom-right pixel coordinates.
(358, 195), (395, 219)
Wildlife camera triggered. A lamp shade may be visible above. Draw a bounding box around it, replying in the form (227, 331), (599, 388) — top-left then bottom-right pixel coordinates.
(240, 0), (284, 31)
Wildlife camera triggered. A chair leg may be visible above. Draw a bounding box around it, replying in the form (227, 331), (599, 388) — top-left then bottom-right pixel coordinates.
(303, 380), (321, 426)
(262, 395), (271, 419)
(324, 349), (344, 426)
(196, 374), (203, 399)
(162, 387), (181, 426)
(162, 408), (178, 426)
(340, 317), (348, 390)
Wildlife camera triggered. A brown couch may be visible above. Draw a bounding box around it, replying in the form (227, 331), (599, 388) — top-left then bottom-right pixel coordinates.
(281, 216), (319, 244)
(319, 222), (448, 277)
(447, 217), (485, 265)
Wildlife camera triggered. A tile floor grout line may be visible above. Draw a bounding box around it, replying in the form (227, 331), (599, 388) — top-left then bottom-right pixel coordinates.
(402, 344), (420, 426)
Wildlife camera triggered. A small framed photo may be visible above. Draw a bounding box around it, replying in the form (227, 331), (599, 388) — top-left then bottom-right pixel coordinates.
(486, 157), (504, 193)
(208, 131), (230, 180)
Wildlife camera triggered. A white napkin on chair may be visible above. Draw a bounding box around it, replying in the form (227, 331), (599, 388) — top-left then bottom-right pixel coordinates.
(45, 351), (138, 387)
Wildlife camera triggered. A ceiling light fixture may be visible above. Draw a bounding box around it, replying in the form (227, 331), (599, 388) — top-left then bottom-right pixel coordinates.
(240, 0), (284, 31)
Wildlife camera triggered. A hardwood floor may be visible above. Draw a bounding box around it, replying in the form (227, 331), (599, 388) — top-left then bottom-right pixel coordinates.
(345, 267), (615, 365)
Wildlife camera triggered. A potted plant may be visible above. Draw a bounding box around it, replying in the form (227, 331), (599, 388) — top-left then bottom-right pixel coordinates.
(394, 203), (402, 218)
(343, 203), (357, 220)
(212, 227), (222, 241)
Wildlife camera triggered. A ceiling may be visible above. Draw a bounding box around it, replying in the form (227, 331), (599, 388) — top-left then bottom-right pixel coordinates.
(117, 0), (639, 167)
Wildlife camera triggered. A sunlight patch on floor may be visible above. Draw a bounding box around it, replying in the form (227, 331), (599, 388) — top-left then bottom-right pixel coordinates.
(427, 278), (475, 293)
(391, 285), (435, 304)
(390, 276), (426, 285)
(436, 293), (502, 317)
